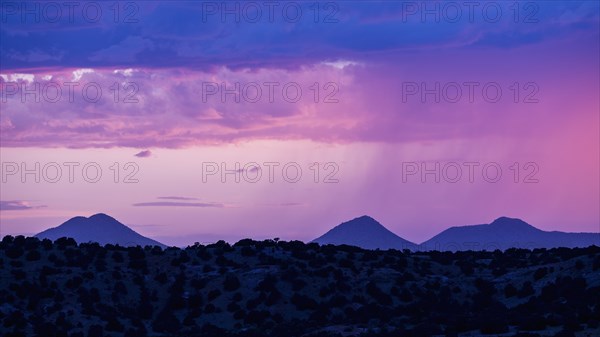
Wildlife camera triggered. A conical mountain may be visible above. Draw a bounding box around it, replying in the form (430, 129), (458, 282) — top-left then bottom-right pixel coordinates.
(312, 215), (416, 250)
(35, 213), (166, 248)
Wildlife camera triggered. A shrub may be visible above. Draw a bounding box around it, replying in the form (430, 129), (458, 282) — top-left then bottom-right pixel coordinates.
(5, 246), (23, 259)
(112, 251), (124, 263)
(291, 294), (318, 310)
(533, 267), (547, 280)
(366, 281), (392, 306)
(87, 324), (103, 337)
(241, 246), (256, 257)
(518, 281), (534, 298)
(152, 308), (181, 333)
(223, 274), (241, 292)
(25, 250), (41, 261)
(504, 284), (518, 298)
(207, 289), (221, 301)
(55, 237), (77, 249)
(154, 272), (168, 284)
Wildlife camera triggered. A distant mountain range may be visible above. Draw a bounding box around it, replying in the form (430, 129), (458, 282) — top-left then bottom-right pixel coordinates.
(314, 216), (599, 251)
(421, 216), (600, 251)
(35, 213), (166, 248)
(29, 213), (599, 251)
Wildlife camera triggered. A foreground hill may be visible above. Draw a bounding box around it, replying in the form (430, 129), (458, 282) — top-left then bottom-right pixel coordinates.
(312, 215), (416, 250)
(1, 236), (599, 337)
(421, 217), (600, 251)
(35, 213), (166, 248)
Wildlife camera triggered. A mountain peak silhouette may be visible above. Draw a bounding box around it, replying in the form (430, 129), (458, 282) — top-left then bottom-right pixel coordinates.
(89, 213), (115, 221)
(490, 216), (534, 228)
(312, 215), (416, 250)
(422, 216), (598, 251)
(337, 215), (382, 229)
(36, 213), (166, 248)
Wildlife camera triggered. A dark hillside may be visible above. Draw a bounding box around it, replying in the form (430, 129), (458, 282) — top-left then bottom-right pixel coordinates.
(1, 236), (599, 337)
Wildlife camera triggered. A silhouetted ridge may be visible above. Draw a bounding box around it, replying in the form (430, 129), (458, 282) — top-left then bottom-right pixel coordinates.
(89, 213), (116, 221)
(422, 216), (599, 251)
(312, 215), (416, 250)
(35, 213), (166, 248)
(490, 216), (535, 229)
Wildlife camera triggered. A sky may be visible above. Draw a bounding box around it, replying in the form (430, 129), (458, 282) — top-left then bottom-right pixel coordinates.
(0, 1), (599, 246)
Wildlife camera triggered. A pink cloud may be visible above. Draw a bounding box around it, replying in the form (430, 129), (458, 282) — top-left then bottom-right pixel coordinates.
(134, 150), (152, 158)
(0, 36), (598, 150)
(0, 200), (46, 211)
(133, 202), (224, 208)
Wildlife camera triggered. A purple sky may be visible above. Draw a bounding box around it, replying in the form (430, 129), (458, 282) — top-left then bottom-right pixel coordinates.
(1, 1), (599, 246)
